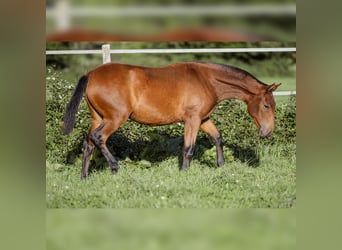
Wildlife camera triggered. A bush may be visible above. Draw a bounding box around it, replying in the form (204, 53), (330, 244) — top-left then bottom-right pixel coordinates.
(46, 67), (296, 165)
(274, 95), (296, 144)
(46, 67), (91, 163)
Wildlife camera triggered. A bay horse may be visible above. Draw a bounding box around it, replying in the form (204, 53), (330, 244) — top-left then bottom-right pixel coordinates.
(63, 62), (281, 179)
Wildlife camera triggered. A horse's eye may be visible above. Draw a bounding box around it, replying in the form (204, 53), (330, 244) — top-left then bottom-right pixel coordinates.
(264, 104), (270, 109)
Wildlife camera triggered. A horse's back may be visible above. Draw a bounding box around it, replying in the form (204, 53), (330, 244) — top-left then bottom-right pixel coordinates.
(87, 62), (205, 100)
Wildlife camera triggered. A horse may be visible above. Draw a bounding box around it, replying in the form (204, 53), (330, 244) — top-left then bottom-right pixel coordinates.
(63, 62), (281, 179)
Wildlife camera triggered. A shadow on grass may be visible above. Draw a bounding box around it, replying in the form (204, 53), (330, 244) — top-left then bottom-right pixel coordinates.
(226, 143), (260, 168)
(66, 130), (260, 175)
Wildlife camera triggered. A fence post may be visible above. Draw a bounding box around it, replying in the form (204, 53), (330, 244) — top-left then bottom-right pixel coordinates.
(102, 44), (111, 64)
(56, 0), (71, 30)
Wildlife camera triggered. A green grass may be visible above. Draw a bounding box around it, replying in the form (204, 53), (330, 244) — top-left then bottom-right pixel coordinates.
(46, 142), (295, 208)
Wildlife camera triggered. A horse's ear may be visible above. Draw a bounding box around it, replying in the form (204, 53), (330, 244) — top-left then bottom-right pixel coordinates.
(266, 83), (281, 93)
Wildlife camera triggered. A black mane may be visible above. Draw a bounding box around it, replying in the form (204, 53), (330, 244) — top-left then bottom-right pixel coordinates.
(198, 62), (267, 86)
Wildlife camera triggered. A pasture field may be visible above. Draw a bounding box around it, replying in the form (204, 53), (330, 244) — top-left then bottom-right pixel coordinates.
(46, 42), (296, 208)
(46, 143), (295, 208)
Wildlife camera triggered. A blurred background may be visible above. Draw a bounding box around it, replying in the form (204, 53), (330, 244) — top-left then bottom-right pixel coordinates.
(47, 209), (296, 250)
(46, 0), (296, 41)
(46, 41), (295, 85)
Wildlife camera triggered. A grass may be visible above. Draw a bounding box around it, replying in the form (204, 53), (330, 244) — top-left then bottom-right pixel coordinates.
(46, 142), (295, 208)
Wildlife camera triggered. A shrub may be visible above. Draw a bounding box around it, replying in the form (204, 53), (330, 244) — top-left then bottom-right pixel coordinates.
(46, 67), (91, 163)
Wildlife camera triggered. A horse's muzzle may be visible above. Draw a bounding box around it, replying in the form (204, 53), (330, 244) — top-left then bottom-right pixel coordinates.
(259, 129), (273, 139)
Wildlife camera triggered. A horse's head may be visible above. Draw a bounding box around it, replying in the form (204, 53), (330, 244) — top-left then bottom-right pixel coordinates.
(247, 83), (281, 138)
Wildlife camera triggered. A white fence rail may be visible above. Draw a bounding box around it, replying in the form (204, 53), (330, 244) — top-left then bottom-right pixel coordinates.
(46, 47), (296, 55)
(46, 44), (296, 96)
(273, 91), (296, 96)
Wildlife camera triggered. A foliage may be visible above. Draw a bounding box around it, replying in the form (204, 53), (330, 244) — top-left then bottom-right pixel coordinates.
(46, 67), (91, 164)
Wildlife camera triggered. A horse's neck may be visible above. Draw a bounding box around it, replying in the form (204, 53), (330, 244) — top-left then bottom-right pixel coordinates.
(210, 69), (263, 103)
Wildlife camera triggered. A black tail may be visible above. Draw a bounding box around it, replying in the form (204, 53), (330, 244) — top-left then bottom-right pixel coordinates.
(63, 75), (88, 134)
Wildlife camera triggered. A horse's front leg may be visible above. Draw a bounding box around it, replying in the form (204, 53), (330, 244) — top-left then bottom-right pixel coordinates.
(200, 118), (224, 167)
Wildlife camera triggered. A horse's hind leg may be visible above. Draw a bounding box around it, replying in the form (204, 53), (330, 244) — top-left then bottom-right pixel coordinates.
(182, 117), (201, 170)
(89, 115), (128, 174)
(81, 103), (102, 179)
(81, 139), (95, 179)
(200, 119), (224, 167)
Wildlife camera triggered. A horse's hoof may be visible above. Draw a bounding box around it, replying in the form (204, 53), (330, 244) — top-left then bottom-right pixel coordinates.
(217, 160), (225, 167)
(180, 165), (189, 171)
(111, 167), (119, 174)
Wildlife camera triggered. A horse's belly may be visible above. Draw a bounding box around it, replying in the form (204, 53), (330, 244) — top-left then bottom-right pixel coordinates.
(130, 102), (182, 125)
